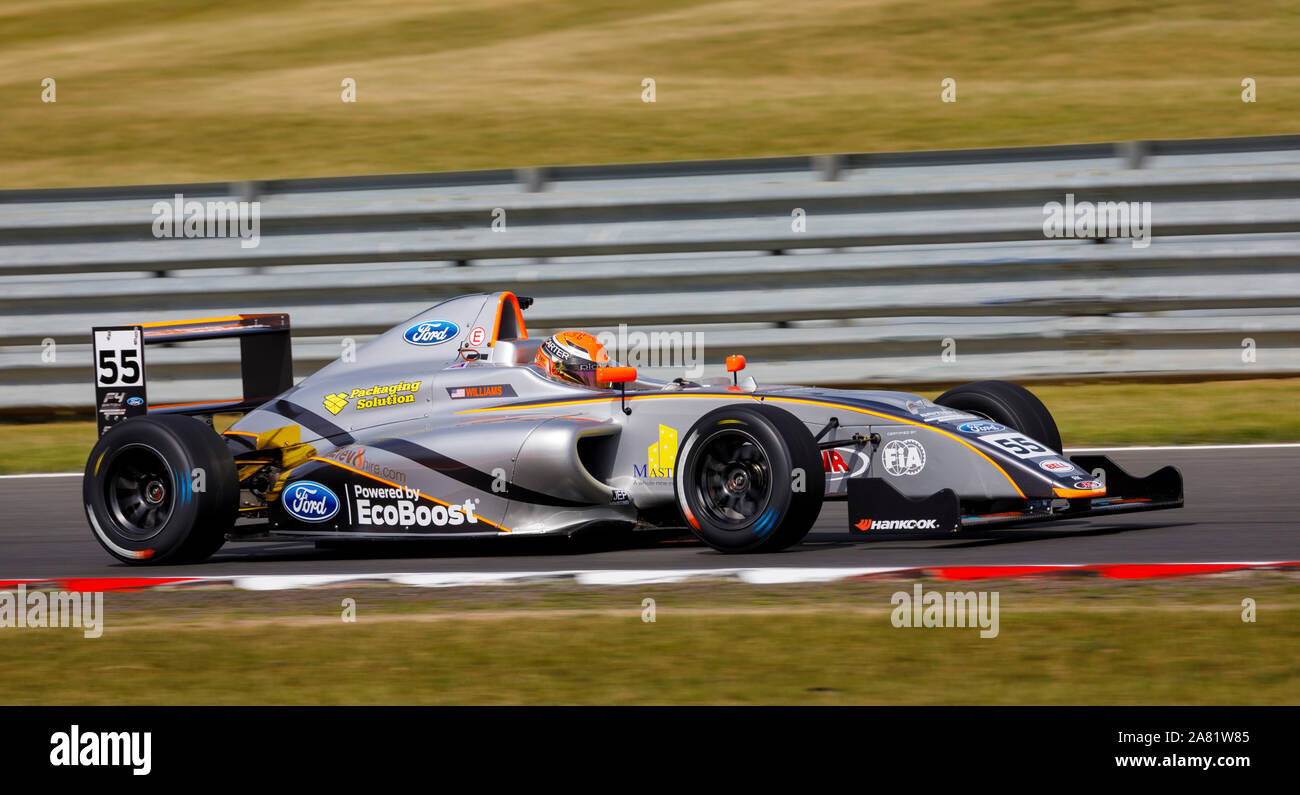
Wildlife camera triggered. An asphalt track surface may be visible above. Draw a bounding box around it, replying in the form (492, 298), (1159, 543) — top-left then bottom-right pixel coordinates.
(1, 449), (1295, 578)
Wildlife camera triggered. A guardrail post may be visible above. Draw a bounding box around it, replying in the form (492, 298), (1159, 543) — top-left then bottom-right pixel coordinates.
(232, 180), (263, 203)
(517, 167), (550, 264)
(518, 167), (548, 193)
(814, 154), (844, 182)
(231, 181), (265, 272)
(1116, 140), (1148, 170)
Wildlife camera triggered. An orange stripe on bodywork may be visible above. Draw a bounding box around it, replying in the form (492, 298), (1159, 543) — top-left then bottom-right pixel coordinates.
(139, 315), (244, 328)
(762, 396), (1027, 499)
(1053, 486), (1108, 498)
(456, 392), (747, 414)
(458, 392), (1028, 499)
(153, 398), (242, 408)
(308, 457), (511, 533)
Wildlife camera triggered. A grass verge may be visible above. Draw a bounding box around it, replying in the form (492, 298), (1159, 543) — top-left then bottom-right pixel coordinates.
(0, 577), (1296, 704)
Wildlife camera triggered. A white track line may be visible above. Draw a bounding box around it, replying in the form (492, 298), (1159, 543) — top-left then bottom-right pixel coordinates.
(0, 442), (1297, 480)
(9, 563), (1298, 590)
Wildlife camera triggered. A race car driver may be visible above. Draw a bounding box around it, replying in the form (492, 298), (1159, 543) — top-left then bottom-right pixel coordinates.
(534, 330), (616, 388)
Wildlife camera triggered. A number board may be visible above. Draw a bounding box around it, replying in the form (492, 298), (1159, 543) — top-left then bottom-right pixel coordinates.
(92, 326), (147, 437)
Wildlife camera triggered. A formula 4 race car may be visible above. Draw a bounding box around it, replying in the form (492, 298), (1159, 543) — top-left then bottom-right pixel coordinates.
(83, 291), (1183, 564)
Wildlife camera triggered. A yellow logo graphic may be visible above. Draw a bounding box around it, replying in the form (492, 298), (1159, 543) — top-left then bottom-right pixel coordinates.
(637, 424), (677, 479)
(322, 393), (349, 415)
(322, 380), (422, 415)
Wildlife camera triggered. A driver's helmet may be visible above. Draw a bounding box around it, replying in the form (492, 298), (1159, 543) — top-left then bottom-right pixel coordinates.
(535, 330), (612, 388)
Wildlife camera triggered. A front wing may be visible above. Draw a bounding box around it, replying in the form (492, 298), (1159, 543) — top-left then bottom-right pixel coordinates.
(847, 455), (1184, 534)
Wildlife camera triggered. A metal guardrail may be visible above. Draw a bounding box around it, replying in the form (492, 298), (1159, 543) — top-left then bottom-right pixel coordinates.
(2, 134), (1299, 410)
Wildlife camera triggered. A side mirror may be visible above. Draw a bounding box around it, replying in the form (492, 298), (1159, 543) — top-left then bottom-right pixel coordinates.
(598, 367), (637, 415)
(597, 366), (637, 384)
(725, 354), (746, 386)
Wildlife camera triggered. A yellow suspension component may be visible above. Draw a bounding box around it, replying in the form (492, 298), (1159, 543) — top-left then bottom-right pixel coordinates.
(256, 425), (301, 450)
(235, 425), (317, 502)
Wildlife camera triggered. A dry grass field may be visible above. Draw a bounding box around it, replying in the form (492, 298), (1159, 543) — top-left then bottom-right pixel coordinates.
(1, 0), (1296, 187)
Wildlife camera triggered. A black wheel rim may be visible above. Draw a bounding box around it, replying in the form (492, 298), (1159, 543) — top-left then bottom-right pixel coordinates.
(104, 444), (174, 541)
(692, 430), (772, 528)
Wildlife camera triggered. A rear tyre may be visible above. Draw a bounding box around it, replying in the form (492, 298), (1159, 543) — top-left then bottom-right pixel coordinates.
(83, 415), (238, 565)
(934, 380), (1063, 452)
(674, 404), (824, 553)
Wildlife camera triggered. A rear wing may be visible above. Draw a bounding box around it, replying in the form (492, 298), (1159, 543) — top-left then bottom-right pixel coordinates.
(92, 314), (292, 437)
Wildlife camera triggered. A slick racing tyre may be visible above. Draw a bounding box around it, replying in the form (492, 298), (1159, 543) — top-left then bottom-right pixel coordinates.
(934, 380), (1063, 453)
(83, 415), (238, 565)
(674, 404), (824, 553)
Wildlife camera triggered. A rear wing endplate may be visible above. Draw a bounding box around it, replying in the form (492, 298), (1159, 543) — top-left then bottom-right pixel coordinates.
(92, 314), (291, 437)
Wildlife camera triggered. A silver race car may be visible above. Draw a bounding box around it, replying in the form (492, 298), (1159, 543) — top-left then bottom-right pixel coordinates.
(84, 291), (1183, 564)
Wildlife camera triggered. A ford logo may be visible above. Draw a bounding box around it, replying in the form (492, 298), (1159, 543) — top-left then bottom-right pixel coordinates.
(126, 396), (144, 406)
(403, 320), (460, 346)
(957, 421), (1007, 434)
(282, 481), (340, 523)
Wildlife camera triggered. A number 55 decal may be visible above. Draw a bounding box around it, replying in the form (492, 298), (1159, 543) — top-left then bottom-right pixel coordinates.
(93, 327), (144, 386)
(92, 326), (148, 437)
(978, 432), (1053, 458)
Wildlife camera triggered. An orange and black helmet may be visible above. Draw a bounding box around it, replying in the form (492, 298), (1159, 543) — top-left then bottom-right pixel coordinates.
(535, 330), (612, 388)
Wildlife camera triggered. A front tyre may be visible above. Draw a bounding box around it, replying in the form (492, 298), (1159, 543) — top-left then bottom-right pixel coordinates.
(83, 415), (238, 565)
(674, 404), (824, 553)
(934, 380), (1063, 452)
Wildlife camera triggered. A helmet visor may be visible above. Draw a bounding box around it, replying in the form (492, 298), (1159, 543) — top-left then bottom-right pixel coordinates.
(555, 360), (603, 388)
